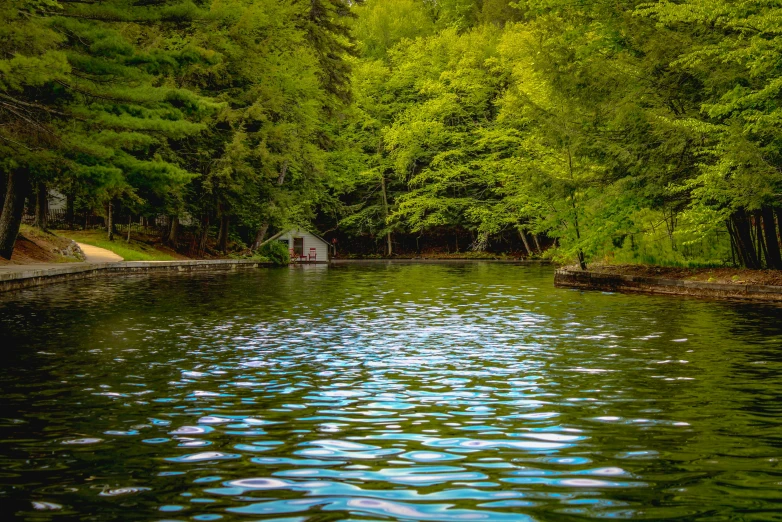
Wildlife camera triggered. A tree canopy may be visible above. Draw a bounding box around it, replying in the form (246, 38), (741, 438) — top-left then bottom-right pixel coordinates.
(2, 0), (780, 269)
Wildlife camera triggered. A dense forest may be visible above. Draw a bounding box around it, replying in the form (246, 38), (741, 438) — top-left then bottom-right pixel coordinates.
(2, 0), (782, 269)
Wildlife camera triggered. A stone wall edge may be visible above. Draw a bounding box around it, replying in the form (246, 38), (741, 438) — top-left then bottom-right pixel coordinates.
(554, 269), (782, 302)
(0, 260), (275, 294)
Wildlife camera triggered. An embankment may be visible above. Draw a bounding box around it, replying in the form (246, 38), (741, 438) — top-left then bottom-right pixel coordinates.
(555, 268), (782, 302)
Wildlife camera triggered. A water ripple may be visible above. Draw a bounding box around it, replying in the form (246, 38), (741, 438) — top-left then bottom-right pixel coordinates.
(1, 263), (781, 520)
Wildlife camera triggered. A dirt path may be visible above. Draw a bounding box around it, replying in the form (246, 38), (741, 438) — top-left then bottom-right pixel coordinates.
(77, 243), (123, 263)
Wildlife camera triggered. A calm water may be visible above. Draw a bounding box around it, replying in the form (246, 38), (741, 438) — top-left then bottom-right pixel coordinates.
(1, 263), (782, 521)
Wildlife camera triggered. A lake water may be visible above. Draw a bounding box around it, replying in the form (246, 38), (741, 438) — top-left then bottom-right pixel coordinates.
(1, 263), (782, 521)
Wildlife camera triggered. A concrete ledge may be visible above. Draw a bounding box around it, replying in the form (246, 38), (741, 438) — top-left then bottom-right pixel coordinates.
(0, 259), (273, 294)
(554, 268), (782, 302)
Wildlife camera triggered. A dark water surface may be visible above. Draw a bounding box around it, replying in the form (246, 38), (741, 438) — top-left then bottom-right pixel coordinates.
(2, 263), (782, 521)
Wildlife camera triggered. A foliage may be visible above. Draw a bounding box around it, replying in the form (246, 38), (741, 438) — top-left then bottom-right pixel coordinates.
(3, 0), (782, 269)
(0, 0), (356, 259)
(330, 0), (782, 268)
(260, 240), (290, 266)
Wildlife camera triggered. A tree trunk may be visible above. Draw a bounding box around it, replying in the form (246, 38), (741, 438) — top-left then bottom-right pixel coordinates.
(754, 210), (768, 267)
(0, 169), (30, 259)
(726, 220), (738, 267)
(375, 138), (393, 257)
(532, 234), (542, 254)
(572, 207), (586, 270)
(728, 214), (748, 267)
(33, 182), (48, 231)
(252, 223), (270, 251)
(665, 207), (676, 252)
(198, 214), (210, 256)
(565, 146), (586, 270)
(576, 250), (587, 270)
(252, 160), (288, 251)
(380, 174), (392, 256)
(126, 214), (132, 242)
(761, 207), (782, 269)
(167, 215), (179, 247)
(106, 200), (114, 241)
(776, 208), (782, 263)
(518, 228), (533, 257)
(731, 209), (760, 269)
(275, 160), (288, 186)
(572, 206), (587, 269)
(159, 215), (169, 241)
(217, 213), (229, 252)
(66, 192), (75, 229)
(0, 171), (6, 207)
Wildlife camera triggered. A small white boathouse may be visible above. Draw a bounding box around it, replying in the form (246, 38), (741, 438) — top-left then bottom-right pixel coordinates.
(275, 229), (331, 262)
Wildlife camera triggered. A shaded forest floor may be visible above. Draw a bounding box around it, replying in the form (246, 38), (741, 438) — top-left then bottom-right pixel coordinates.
(579, 264), (782, 286)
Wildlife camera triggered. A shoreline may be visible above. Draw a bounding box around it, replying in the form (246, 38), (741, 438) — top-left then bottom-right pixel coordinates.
(330, 258), (551, 264)
(0, 257), (550, 294)
(6, 258), (781, 303)
(555, 267), (782, 302)
(0, 259), (275, 294)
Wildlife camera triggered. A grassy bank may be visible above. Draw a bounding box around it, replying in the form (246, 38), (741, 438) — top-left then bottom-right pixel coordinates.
(56, 230), (178, 261)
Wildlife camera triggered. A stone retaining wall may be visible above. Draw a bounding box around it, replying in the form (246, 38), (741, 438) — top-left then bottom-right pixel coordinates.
(554, 268), (782, 302)
(0, 260), (272, 294)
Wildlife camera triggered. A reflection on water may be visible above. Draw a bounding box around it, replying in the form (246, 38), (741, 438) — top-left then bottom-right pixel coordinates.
(1, 263), (781, 521)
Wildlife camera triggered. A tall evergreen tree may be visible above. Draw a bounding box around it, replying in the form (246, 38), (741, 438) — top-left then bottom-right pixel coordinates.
(0, 0), (211, 257)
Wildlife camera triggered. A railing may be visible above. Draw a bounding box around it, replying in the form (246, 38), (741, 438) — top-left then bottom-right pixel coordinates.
(21, 209), (73, 229)
(22, 210), (167, 233)
(113, 219), (167, 235)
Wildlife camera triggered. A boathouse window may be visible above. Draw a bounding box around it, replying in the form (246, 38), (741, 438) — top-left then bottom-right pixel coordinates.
(293, 237), (304, 257)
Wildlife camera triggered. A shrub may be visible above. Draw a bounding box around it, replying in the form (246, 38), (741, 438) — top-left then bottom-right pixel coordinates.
(260, 240), (290, 266)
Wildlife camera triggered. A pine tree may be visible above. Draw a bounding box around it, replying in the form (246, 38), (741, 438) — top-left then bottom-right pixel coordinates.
(0, 0), (211, 256)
